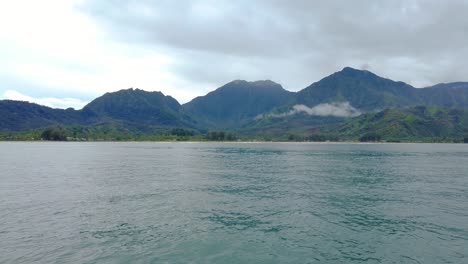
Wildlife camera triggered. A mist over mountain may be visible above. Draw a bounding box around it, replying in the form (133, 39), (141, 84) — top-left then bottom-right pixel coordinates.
(295, 67), (468, 111)
(296, 67), (418, 111)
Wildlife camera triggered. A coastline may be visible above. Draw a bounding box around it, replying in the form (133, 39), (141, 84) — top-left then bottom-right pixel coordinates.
(0, 140), (465, 144)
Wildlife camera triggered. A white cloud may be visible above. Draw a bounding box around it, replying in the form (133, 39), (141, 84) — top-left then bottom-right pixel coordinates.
(258, 102), (361, 119)
(2, 90), (87, 109)
(291, 103), (362, 117)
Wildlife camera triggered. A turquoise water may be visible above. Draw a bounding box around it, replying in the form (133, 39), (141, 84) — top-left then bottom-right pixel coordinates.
(0, 142), (467, 263)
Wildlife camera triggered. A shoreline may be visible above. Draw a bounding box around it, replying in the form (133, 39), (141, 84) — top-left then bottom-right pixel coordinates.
(0, 140), (465, 144)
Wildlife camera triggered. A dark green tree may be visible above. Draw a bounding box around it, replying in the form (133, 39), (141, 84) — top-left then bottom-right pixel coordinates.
(206, 131), (236, 141)
(225, 133), (236, 141)
(41, 127), (67, 141)
(359, 132), (381, 142)
(171, 128), (194, 137)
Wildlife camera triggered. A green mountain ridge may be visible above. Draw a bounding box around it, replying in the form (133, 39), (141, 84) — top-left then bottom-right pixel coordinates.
(83, 88), (198, 132)
(2, 67), (468, 141)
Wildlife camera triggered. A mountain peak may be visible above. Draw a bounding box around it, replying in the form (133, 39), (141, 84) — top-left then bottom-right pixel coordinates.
(251, 80), (280, 86)
(226, 79), (280, 87)
(218, 79), (285, 93)
(338, 66), (373, 76)
(341, 66), (360, 72)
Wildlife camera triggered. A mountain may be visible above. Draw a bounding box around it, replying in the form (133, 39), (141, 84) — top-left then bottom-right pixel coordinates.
(3, 67), (468, 138)
(83, 88), (195, 130)
(0, 100), (96, 132)
(296, 67), (468, 111)
(296, 67), (419, 111)
(183, 80), (295, 129)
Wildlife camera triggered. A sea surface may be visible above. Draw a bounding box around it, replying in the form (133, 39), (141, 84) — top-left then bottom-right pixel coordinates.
(0, 142), (467, 263)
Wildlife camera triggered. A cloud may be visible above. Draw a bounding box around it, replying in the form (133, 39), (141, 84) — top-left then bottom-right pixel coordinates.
(291, 103), (362, 118)
(258, 102), (361, 119)
(2, 90), (87, 109)
(0, 0), (208, 105)
(80, 0), (468, 89)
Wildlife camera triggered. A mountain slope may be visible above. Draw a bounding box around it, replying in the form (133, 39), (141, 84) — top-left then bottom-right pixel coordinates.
(326, 106), (468, 141)
(416, 82), (468, 108)
(239, 113), (346, 137)
(183, 80), (295, 129)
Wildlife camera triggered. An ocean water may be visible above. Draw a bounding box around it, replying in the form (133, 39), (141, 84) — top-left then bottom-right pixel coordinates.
(0, 142), (467, 263)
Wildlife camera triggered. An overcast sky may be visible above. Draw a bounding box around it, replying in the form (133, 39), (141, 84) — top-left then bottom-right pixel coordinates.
(1, 0), (468, 109)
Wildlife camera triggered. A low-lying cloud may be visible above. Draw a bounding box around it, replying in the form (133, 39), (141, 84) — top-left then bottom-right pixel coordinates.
(259, 102), (361, 119)
(3, 90), (87, 109)
(291, 102), (362, 117)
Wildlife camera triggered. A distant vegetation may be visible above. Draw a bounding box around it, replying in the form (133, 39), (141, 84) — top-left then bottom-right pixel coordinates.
(359, 133), (382, 142)
(324, 106), (468, 142)
(205, 131), (237, 141)
(1, 105), (468, 143)
(41, 127), (67, 141)
(0, 126), (241, 142)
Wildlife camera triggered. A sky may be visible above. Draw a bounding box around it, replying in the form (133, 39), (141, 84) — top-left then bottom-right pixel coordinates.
(1, 0), (468, 109)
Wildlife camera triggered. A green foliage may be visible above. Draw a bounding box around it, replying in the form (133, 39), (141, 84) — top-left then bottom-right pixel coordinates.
(41, 127), (67, 141)
(307, 133), (340, 142)
(464, 136), (468, 143)
(359, 132), (382, 142)
(171, 128), (195, 137)
(287, 134), (304, 141)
